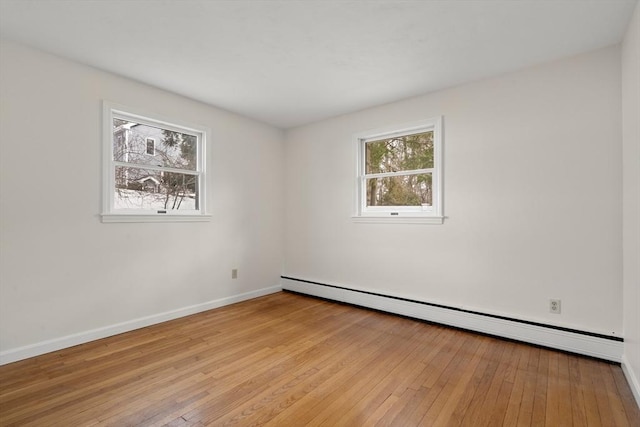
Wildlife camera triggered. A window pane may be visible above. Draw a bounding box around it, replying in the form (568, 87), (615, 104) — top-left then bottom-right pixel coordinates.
(113, 119), (197, 170)
(114, 166), (199, 211)
(365, 131), (434, 174)
(366, 173), (432, 207)
(146, 138), (155, 155)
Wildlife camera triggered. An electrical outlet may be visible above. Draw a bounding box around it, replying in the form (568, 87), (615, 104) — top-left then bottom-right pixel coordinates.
(549, 299), (561, 314)
(231, 269), (238, 279)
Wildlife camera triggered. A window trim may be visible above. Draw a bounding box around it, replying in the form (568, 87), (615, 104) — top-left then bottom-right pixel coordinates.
(353, 117), (444, 224)
(101, 101), (211, 223)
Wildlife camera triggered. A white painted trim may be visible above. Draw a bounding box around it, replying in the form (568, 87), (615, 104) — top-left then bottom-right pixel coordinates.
(282, 278), (623, 362)
(0, 285), (282, 366)
(622, 354), (640, 408)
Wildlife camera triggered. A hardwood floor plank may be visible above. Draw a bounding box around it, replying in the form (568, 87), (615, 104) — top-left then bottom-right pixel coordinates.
(590, 358), (618, 425)
(428, 338), (491, 426)
(531, 348), (550, 426)
(599, 363), (637, 427)
(610, 365), (640, 426)
(258, 314), (412, 426)
(568, 356), (588, 427)
(468, 340), (513, 427)
(515, 346), (541, 427)
(214, 328), (398, 425)
(579, 357), (605, 426)
(0, 292), (637, 427)
(359, 393), (400, 426)
(444, 336), (495, 425)
(545, 351), (561, 425)
(485, 342), (520, 426)
(457, 337), (508, 426)
(502, 342), (531, 426)
(333, 326), (446, 426)
(556, 352), (575, 426)
(386, 335), (476, 426)
(302, 326), (428, 426)
(372, 387), (423, 427)
(189, 311), (387, 425)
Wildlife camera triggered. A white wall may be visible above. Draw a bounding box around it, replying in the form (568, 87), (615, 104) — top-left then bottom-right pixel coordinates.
(284, 46), (622, 337)
(0, 40), (284, 356)
(622, 1), (640, 404)
(0, 28), (632, 380)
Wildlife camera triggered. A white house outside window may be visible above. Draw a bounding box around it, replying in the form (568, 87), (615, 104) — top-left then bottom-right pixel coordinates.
(102, 101), (210, 223)
(354, 117), (444, 224)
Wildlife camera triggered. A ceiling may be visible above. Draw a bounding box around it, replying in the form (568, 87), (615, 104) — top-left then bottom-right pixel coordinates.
(0, 0), (636, 129)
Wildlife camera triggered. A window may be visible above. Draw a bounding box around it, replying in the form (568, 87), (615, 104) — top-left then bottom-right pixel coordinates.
(102, 101), (210, 222)
(354, 117), (443, 224)
(145, 138), (156, 156)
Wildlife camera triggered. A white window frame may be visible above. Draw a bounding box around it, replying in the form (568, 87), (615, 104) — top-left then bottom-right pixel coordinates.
(101, 101), (211, 223)
(353, 117), (444, 224)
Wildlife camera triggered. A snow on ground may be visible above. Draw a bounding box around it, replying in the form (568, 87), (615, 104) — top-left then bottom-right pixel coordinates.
(114, 189), (196, 211)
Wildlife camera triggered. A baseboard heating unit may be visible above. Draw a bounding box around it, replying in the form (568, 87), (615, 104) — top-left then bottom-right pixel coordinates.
(281, 276), (623, 363)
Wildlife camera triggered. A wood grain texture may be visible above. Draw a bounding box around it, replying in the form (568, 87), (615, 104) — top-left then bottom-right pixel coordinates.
(0, 291), (638, 426)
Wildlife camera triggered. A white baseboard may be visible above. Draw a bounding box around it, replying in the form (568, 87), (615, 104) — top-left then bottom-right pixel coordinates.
(622, 355), (640, 409)
(0, 285), (282, 366)
(282, 277), (623, 363)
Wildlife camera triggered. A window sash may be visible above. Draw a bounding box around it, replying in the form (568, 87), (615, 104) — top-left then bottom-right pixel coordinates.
(363, 173), (433, 207)
(112, 161), (201, 176)
(364, 168), (434, 179)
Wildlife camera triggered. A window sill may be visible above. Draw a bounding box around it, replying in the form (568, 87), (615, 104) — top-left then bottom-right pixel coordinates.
(351, 215), (445, 225)
(101, 214), (212, 223)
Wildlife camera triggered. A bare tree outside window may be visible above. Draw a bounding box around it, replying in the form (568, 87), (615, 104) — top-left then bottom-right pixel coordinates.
(365, 131), (434, 207)
(354, 117), (443, 223)
(112, 120), (199, 211)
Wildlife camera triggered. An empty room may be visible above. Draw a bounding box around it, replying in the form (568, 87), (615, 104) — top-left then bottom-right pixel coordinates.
(0, 0), (639, 425)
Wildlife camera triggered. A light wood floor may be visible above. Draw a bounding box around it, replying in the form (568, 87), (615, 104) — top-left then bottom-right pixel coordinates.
(0, 292), (638, 426)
